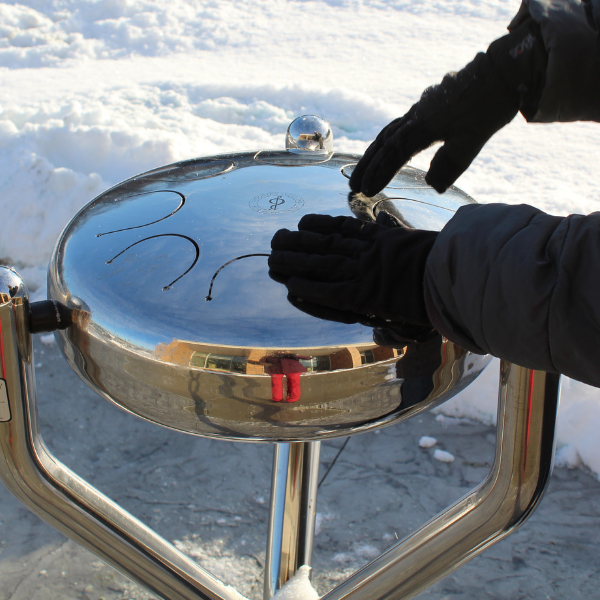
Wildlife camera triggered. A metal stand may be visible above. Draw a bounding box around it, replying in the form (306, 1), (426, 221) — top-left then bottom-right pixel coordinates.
(0, 278), (560, 600)
(264, 442), (321, 599)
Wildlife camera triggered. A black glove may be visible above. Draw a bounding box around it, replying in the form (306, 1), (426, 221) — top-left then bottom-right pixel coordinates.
(279, 292), (435, 344)
(373, 325), (439, 348)
(269, 213), (438, 327)
(350, 18), (547, 196)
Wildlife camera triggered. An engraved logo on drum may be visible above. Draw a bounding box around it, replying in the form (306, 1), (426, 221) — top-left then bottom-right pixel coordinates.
(249, 192), (304, 215)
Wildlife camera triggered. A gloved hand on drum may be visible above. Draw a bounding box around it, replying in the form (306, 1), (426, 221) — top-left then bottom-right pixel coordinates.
(268, 212), (438, 333)
(349, 18), (546, 196)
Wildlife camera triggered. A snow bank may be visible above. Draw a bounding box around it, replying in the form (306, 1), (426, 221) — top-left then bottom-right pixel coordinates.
(0, 0), (517, 68)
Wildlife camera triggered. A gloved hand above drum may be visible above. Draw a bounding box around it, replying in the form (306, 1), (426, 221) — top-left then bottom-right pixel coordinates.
(268, 213), (437, 328)
(350, 18), (547, 196)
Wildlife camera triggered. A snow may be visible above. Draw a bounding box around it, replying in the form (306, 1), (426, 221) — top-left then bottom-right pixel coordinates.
(271, 566), (320, 600)
(433, 449), (456, 463)
(555, 443), (581, 469)
(332, 543), (381, 566)
(419, 435), (437, 448)
(1, 0), (599, 480)
(314, 512), (335, 536)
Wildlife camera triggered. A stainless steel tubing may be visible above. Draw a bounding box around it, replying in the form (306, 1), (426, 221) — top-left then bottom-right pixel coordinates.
(0, 289), (244, 600)
(0, 261), (561, 600)
(264, 441), (321, 599)
(321, 362), (560, 600)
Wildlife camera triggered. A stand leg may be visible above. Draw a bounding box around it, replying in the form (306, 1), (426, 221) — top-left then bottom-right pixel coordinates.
(0, 265), (563, 600)
(321, 363), (561, 600)
(264, 441), (321, 599)
(0, 273), (241, 600)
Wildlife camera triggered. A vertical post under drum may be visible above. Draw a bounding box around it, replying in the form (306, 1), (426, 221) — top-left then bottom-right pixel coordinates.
(264, 441), (321, 599)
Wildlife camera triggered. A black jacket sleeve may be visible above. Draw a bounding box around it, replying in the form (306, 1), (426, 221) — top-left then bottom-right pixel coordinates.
(510, 0), (600, 122)
(423, 203), (600, 387)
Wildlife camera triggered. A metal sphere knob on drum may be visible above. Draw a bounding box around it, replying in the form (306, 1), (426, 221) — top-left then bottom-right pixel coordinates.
(285, 115), (334, 152)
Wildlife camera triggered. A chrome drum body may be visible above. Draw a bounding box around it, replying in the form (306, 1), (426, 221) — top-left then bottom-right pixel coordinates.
(48, 149), (490, 441)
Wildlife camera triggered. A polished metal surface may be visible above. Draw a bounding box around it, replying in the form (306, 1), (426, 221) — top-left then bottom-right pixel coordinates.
(321, 363), (560, 600)
(0, 267), (242, 600)
(48, 139), (489, 441)
(285, 115), (333, 152)
(264, 442), (321, 599)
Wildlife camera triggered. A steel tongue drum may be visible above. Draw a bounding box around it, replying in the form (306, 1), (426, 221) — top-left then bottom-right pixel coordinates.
(48, 115), (491, 441)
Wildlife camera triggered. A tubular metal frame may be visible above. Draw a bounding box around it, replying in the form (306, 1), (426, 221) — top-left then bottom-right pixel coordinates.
(0, 287), (560, 600)
(320, 362), (560, 600)
(0, 294), (243, 600)
(264, 442), (321, 599)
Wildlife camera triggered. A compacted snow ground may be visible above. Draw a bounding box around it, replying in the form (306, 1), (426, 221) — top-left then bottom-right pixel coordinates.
(1, 1), (600, 598)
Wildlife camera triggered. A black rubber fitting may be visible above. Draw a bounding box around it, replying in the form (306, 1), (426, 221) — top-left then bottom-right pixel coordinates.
(29, 300), (72, 334)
